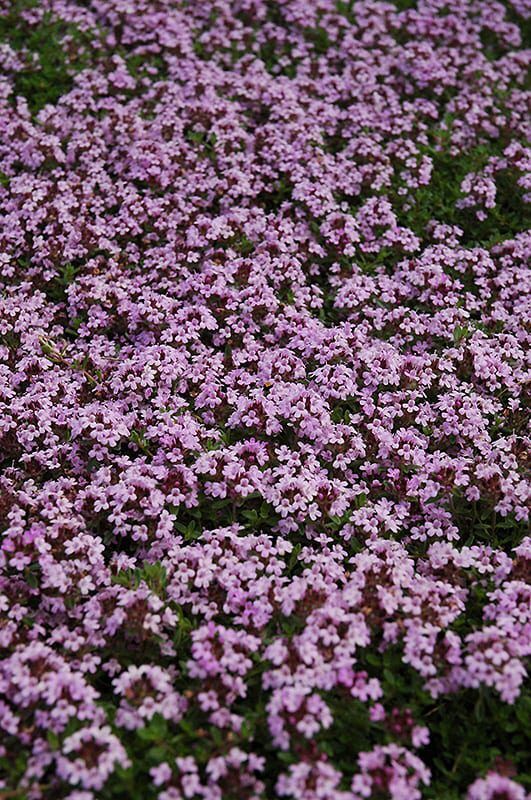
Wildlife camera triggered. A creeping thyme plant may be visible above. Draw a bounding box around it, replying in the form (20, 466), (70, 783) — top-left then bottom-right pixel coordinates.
(0, 0), (530, 798)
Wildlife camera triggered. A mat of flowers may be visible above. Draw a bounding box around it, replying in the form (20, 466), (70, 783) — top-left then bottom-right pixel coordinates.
(0, 1), (530, 798)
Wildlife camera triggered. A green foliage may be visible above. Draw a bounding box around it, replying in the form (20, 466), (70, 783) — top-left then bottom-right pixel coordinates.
(44, 262), (78, 304)
(450, 493), (528, 552)
(353, 648), (531, 797)
(172, 492), (280, 536)
(184, 128), (218, 160)
(112, 561), (168, 594)
(303, 26), (331, 54)
(0, 0), (92, 114)
(256, 176), (294, 211)
(394, 142), (528, 247)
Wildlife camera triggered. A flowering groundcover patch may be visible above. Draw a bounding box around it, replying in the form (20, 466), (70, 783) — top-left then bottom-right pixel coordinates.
(0, 1), (530, 798)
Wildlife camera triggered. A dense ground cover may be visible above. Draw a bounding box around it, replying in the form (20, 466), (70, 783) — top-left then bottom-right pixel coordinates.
(0, 0), (530, 798)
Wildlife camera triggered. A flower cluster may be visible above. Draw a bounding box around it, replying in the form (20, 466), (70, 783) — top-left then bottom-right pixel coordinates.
(0, 0), (529, 798)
